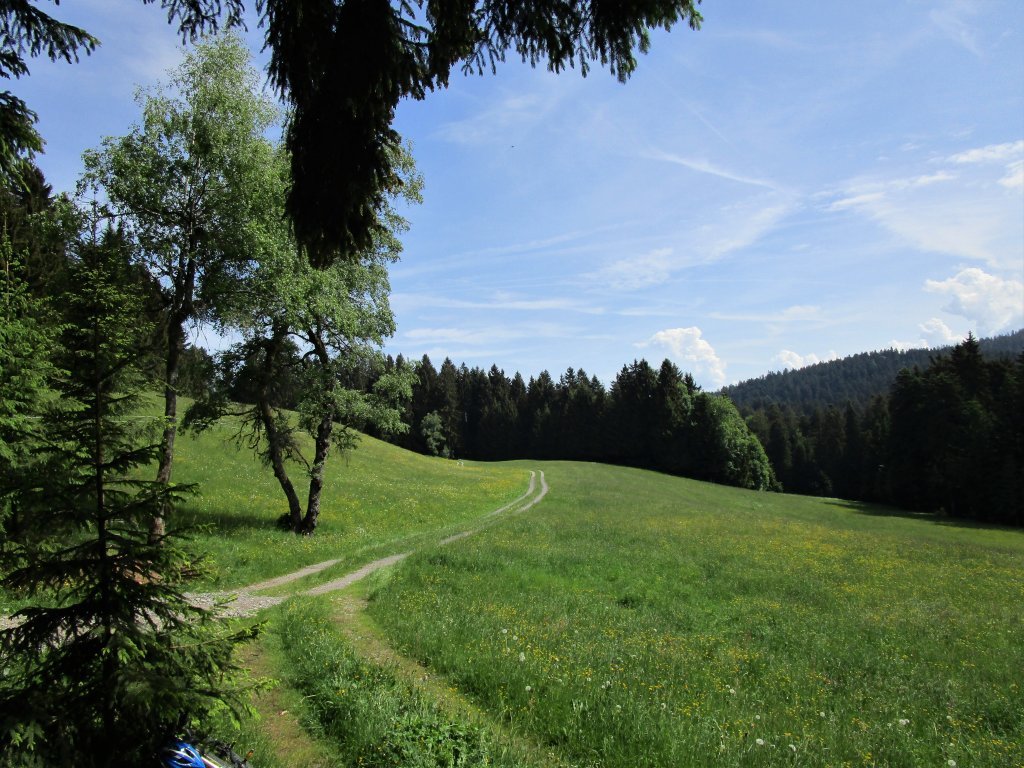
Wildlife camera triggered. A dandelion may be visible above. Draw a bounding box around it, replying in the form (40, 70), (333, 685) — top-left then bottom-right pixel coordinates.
(729, 688), (737, 695)
(615, 704), (622, 712)
(898, 718), (910, 726)
(756, 738), (765, 746)
(819, 711), (826, 718)
(948, 761), (956, 768)
(661, 703), (667, 710)
(519, 652), (525, 662)
(525, 685), (532, 693)
(502, 628), (508, 635)
(755, 714), (761, 721)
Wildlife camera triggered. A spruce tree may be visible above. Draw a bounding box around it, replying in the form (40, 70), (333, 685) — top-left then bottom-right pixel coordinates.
(0, 226), (253, 767)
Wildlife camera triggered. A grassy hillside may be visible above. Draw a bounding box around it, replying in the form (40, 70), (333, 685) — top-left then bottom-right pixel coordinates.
(367, 461), (1024, 767)
(164, 416), (529, 589)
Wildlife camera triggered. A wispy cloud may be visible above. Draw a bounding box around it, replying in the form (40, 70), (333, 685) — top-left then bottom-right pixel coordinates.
(587, 247), (674, 291)
(637, 327), (727, 387)
(643, 148), (781, 191)
(435, 88), (560, 146)
(929, 1), (983, 57)
(392, 292), (603, 315)
(826, 142), (1024, 268)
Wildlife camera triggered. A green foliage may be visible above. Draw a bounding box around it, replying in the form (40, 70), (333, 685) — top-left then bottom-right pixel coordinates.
(0, 241), (61, 477)
(80, 32), (283, 536)
(370, 460), (1024, 768)
(0, 229), (255, 766)
(396, 356), (773, 491)
(189, 141), (421, 533)
(271, 597), (516, 768)
(420, 411), (449, 458)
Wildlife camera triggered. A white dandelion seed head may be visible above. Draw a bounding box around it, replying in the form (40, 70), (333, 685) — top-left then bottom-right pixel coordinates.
(501, 628), (508, 634)
(518, 652), (525, 662)
(729, 688), (737, 695)
(898, 718), (910, 726)
(756, 738), (765, 746)
(948, 761), (957, 768)
(525, 685), (532, 692)
(755, 714), (761, 721)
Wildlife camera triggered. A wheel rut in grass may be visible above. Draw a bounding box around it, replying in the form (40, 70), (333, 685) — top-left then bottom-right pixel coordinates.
(190, 469), (547, 617)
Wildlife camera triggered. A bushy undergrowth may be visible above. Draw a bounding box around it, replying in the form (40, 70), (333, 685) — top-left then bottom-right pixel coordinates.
(271, 597), (526, 768)
(368, 461), (1024, 768)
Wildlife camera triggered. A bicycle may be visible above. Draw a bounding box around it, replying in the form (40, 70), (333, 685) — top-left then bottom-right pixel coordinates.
(161, 730), (254, 768)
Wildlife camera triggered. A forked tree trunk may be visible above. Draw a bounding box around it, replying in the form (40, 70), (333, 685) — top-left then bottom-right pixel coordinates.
(258, 325), (304, 530)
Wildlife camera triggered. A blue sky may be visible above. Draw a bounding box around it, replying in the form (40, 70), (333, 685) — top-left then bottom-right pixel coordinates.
(13, 0), (1024, 388)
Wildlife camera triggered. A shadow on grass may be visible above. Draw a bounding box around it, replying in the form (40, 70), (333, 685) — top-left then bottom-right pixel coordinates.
(174, 505), (283, 535)
(822, 498), (1023, 534)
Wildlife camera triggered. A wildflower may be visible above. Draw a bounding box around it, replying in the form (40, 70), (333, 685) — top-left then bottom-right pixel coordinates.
(755, 714), (761, 721)
(502, 628), (508, 635)
(525, 685), (532, 693)
(948, 761), (956, 768)
(756, 738), (765, 746)
(615, 704), (622, 712)
(898, 718), (910, 727)
(819, 711), (826, 718)
(729, 688), (737, 695)
(519, 652), (526, 662)
(661, 703), (667, 710)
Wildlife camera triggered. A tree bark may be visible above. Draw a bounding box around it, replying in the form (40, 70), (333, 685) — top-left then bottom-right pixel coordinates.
(150, 314), (183, 542)
(302, 409), (333, 534)
(259, 323), (303, 530)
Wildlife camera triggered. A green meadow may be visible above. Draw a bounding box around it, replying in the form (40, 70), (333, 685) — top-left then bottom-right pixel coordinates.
(7, 419), (1022, 766)
(365, 462), (1024, 767)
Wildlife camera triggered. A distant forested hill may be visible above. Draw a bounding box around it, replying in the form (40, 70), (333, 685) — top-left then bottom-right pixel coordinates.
(721, 329), (1024, 413)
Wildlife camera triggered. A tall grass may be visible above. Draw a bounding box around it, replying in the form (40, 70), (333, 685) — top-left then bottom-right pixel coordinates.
(368, 461), (1024, 767)
(268, 596), (537, 767)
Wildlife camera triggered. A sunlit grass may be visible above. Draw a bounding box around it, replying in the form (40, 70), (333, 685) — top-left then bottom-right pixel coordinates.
(368, 461), (1024, 767)
(166, 404), (528, 590)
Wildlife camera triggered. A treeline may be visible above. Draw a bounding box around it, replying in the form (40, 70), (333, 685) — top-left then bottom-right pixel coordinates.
(722, 329), (1024, 414)
(373, 357), (776, 491)
(741, 336), (1023, 526)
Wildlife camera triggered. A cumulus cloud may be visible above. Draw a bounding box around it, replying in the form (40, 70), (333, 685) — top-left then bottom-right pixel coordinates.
(638, 327), (727, 387)
(889, 318), (964, 351)
(772, 349), (839, 370)
(924, 268), (1024, 334)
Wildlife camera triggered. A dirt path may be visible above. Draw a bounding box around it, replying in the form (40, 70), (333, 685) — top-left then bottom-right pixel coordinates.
(188, 469), (548, 617)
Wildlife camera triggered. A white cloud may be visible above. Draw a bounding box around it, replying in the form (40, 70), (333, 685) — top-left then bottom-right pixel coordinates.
(590, 247), (674, 290)
(890, 319), (963, 351)
(947, 140), (1024, 165)
(638, 327), (727, 387)
(924, 268), (1024, 334)
(772, 349), (839, 370)
(999, 159), (1024, 190)
(643, 149), (780, 191)
(827, 146), (1024, 268)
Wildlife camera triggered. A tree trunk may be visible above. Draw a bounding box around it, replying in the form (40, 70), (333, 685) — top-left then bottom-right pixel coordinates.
(258, 323), (303, 530)
(150, 314), (183, 542)
(258, 396), (304, 530)
(301, 410), (333, 534)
